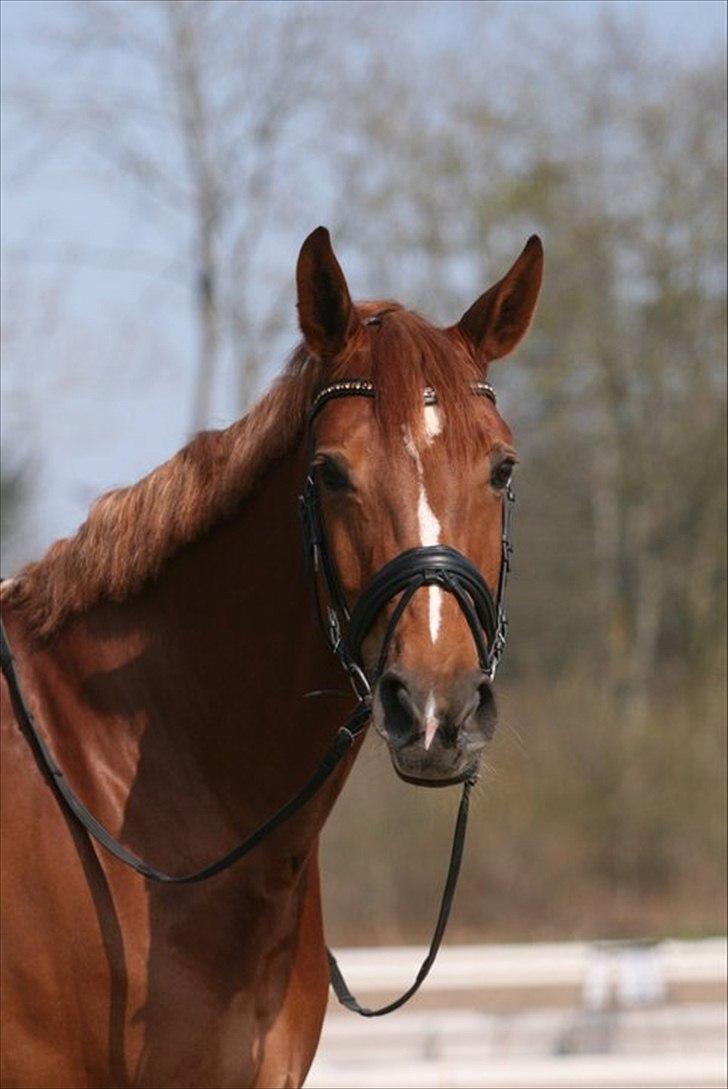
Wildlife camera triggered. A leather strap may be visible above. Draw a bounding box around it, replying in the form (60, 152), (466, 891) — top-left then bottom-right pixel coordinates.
(0, 616), (474, 1017)
(0, 617), (368, 884)
(327, 776), (473, 1015)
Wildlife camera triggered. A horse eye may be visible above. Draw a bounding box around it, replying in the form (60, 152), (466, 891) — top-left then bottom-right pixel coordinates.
(490, 458), (515, 491)
(318, 457), (351, 493)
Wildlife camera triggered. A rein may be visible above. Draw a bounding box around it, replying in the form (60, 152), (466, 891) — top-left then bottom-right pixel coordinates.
(0, 376), (514, 1017)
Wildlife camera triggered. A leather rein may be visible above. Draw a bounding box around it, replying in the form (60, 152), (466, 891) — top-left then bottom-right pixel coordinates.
(0, 376), (514, 1018)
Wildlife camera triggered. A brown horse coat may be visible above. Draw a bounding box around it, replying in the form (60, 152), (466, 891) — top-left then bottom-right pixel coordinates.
(2, 441), (352, 1087)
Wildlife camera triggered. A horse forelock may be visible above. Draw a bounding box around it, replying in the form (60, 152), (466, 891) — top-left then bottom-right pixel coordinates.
(335, 305), (484, 457)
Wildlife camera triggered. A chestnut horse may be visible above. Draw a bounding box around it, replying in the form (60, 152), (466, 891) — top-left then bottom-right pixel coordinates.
(0, 227), (543, 1088)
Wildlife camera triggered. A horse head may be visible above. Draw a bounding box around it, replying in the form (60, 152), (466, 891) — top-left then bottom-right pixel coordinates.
(297, 227), (543, 786)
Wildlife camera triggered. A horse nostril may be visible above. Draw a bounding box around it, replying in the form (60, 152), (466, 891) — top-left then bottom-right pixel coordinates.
(377, 672), (420, 749)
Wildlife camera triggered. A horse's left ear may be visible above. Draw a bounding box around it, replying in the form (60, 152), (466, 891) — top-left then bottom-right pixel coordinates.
(296, 226), (361, 361)
(455, 235), (544, 363)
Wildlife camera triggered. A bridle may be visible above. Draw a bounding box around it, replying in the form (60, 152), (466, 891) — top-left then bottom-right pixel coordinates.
(300, 377), (514, 711)
(301, 375), (515, 1013)
(0, 374), (515, 1018)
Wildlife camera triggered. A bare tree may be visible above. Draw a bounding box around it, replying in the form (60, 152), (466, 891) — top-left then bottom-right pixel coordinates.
(320, 3), (727, 924)
(8, 0), (333, 429)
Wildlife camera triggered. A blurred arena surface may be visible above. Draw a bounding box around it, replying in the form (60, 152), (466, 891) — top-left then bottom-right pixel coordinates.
(308, 938), (727, 1089)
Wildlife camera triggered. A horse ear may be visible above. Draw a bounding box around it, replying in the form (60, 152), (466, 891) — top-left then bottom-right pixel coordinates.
(456, 236), (544, 363)
(296, 226), (360, 361)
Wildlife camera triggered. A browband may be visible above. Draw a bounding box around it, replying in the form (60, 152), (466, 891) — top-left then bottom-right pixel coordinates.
(309, 378), (496, 422)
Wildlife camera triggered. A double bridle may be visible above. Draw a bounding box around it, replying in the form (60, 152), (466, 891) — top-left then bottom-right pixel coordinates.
(0, 375), (515, 1018)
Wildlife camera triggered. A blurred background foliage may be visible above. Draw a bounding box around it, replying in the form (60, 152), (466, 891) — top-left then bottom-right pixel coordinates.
(1, 0), (725, 942)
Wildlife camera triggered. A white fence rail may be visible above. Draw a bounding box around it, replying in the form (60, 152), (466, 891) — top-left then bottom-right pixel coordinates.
(321, 937), (726, 997)
(308, 939), (727, 1089)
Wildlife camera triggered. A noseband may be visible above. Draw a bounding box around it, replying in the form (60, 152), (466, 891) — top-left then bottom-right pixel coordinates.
(0, 374), (516, 1019)
(299, 378), (514, 711)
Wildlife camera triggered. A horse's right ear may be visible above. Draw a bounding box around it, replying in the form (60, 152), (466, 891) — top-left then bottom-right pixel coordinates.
(296, 227), (360, 361)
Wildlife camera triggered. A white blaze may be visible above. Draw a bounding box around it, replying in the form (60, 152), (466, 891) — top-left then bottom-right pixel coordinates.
(424, 692), (438, 750)
(424, 404), (442, 443)
(403, 408), (443, 643)
(416, 484), (440, 547)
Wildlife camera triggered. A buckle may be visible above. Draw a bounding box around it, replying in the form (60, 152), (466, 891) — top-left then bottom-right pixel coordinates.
(327, 606), (342, 652)
(346, 662), (371, 701)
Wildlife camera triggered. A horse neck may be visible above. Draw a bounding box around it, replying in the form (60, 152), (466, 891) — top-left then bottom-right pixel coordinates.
(31, 437), (349, 863)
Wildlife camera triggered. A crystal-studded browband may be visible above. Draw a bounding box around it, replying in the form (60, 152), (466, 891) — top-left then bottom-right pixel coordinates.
(309, 379), (496, 422)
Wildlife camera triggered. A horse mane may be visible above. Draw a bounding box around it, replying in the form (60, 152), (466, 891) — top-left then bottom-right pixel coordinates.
(2, 303), (483, 637)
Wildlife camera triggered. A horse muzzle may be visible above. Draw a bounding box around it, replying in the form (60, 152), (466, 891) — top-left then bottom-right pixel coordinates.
(372, 665), (496, 786)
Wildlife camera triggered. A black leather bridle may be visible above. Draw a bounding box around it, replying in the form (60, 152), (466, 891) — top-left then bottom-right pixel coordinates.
(300, 377), (513, 700)
(0, 374), (514, 1018)
(300, 375), (515, 1013)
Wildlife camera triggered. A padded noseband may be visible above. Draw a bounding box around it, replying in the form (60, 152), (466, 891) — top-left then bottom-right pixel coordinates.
(347, 545), (498, 670)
